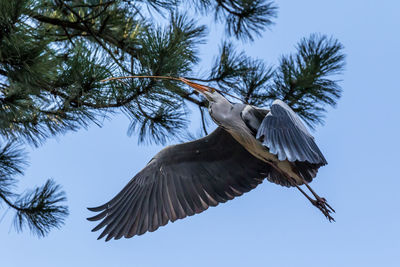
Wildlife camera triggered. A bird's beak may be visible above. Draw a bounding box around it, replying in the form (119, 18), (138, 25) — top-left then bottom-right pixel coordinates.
(179, 78), (212, 93)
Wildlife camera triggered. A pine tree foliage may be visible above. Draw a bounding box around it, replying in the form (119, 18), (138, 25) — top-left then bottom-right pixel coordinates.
(0, 142), (68, 237)
(0, 0), (345, 236)
(195, 0), (277, 41)
(270, 34), (345, 127)
(13, 179), (68, 237)
(0, 142), (26, 198)
(207, 41), (275, 106)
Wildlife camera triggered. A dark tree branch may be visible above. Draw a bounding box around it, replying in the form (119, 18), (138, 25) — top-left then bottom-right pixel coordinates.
(199, 106), (208, 135)
(29, 13), (138, 55)
(69, 1), (117, 9)
(59, 25), (76, 47)
(0, 192), (21, 211)
(58, 1), (132, 74)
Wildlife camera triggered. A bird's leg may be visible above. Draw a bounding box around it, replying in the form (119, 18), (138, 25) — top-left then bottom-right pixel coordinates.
(302, 179), (335, 214)
(266, 162), (335, 221)
(287, 177), (335, 222)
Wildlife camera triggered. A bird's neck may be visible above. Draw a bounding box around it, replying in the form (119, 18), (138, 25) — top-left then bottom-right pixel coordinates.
(208, 100), (234, 126)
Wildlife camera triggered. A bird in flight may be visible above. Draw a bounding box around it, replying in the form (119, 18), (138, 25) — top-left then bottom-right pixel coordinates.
(88, 76), (334, 241)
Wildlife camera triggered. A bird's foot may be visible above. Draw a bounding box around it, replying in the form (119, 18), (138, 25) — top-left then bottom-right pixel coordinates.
(312, 197), (335, 222)
(291, 178), (336, 222)
(301, 180), (336, 221)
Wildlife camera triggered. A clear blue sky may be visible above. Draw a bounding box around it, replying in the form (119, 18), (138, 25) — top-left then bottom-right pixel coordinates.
(2, 1), (400, 266)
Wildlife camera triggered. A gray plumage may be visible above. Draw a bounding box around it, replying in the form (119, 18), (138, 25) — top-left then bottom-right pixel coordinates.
(256, 99), (327, 165)
(88, 80), (331, 240)
(240, 105), (269, 135)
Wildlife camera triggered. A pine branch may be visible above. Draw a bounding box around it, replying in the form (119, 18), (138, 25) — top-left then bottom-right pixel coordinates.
(12, 179), (68, 237)
(214, 0), (277, 41)
(271, 34), (345, 127)
(0, 142), (26, 198)
(57, 1), (132, 74)
(209, 41), (249, 85)
(0, 142), (25, 177)
(28, 13), (140, 56)
(0, 142), (68, 237)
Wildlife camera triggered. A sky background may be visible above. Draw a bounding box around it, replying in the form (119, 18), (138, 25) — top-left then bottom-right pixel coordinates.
(2, 1), (400, 266)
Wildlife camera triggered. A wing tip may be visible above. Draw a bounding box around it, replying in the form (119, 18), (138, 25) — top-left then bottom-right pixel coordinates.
(87, 204), (107, 212)
(87, 216), (98, 222)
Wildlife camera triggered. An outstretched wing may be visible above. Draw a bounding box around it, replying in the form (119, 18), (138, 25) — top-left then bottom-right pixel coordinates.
(88, 127), (283, 241)
(256, 99), (327, 165)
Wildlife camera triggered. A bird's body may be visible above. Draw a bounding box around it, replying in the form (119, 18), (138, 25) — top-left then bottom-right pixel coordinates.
(88, 77), (334, 241)
(210, 101), (305, 185)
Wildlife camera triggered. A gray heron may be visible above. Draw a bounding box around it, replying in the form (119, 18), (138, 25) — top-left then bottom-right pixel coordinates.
(88, 76), (334, 241)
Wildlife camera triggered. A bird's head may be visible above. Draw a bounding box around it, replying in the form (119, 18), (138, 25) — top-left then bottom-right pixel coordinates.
(180, 78), (226, 104)
(180, 78), (234, 125)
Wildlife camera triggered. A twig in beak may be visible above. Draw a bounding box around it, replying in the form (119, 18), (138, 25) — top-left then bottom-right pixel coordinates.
(100, 75), (247, 104)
